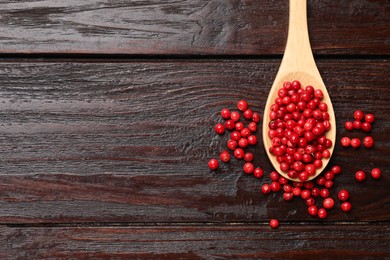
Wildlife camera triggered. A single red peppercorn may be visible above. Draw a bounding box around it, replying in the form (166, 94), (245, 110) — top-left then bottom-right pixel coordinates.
(355, 170), (366, 181)
(253, 167), (263, 178)
(234, 148), (245, 159)
(247, 135), (258, 145)
(363, 136), (374, 148)
(345, 121), (354, 131)
(279, 176), (288, 185)
(227, 139), (237, 150)
(221, 108), (231, 119)
(350, 138), (361, 149)
(283, 184), (293, 193)
(331, 165), (341, 175)
(293, 187), (301, 197)
(353, 120), (362, 130)
(235, 122), (244, 131)
(354, 110), (364, 121)
(364, 113), (374, 123)
(208, 159), (219, 170)
(248, 122), (257, 132)
(243, 162), (254, 174)
(311, 187), (320, 197)
(324, 181), (333, 189)
(241, 128), (251, 138)
(220, 150), (230, 163)
(270, 181), (281, 192)
(270, 171), (280, 181)
(244, 152), (254, 162)
(371, 168), (381, 179)
(301, 190), (311, 200)
(306, 197), (315, 207)
(316, 176), (326, 186)
(320, 188), (330, 198)
(341, 202), (352, 212)
(230, 111), (240, 122)
(230, 131), (241, 141)
(323, 198), (334, 209)
(238, 138), (249, 148)
(338, 189), (350, 201)
(243, 109), (253, 120)
(261, 184), (271, 194)
(361, 122), (372, 132)
(283, 192), (294, 201)
(298, 171), (309, 182)
(225, 119), (235, 130)
(237, 100), (248, 111)
(318, 208), (327, 219)
(269, 219), (279, 229)
(252, 112), (261, 123)
(340, 137), (351, 147)
(308, 205), (318, 216)
(215, 123), (225, 135)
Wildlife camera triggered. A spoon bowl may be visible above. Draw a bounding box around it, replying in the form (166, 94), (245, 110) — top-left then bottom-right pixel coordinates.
(262, 0), (336, 181)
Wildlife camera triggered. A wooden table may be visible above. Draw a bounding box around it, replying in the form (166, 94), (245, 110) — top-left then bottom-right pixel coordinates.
(0, 0), (389, 258)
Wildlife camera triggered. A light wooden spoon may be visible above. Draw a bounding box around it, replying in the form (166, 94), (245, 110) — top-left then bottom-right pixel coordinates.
(262, 0), (336, 181)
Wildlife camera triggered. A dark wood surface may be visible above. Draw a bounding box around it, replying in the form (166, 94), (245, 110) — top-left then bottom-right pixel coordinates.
(0, 0), (389, 258)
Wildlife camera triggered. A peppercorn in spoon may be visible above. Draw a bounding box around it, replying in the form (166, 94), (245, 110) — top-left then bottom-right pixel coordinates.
(262, 0), (336, 181)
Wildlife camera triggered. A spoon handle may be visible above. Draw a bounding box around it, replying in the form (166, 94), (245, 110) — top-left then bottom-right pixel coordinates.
(282, 0), (318, 75)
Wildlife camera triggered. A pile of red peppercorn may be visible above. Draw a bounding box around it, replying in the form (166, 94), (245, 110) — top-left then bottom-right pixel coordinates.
(207, 85), (382, 229)
(208, 100), (263, 177)
(267, 80), (333, 182)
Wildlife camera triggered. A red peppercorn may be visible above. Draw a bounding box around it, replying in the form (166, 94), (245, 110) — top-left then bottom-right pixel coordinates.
(270, 171), (280, 181)
(243, 109), (253, 120)
(230, 131), (241, 141)
(308, 205), (318, 216)
(293, 187), (301, 197)
(361, 122), (372, 132)
(252, 112), (261, 123)
(340, 137), (351, 147)
(323, 198), (334, 209)
(269, 219), (279, 229)
(248, 122), (257, 132)
(279, 176), (288, 185)
(301, 190), (311, 200)
(262, 184), (271, 194)
(238, 138), (249, 148)
(345, 121), (354, 131)
(225, 119), (235, 130)
(311, 187), (320, 197)
(298, 171), (309, 182)
(316, 176), (326, 186)
(363, 136), (374, 148)
(244, 152), (254, 162)
(354, 110), (364, 121)
(350, 138), (361, 149)
(331, 165), (341, 175)
(306, 197), (315, 207)
(341, 202), (352, 212)
(235, 122), (244, 131)
(208, 159), (219, 170)
(353, 120), (362, 130)
(338, 189), (349, 201)
(283, 184), (293, 193)
(365, 113), (374, 123)
(247, 135), (258, 145)
(227, 140), (237, 150)
(320, 188), (329, 198)
(324, 180), (333, 189)
(221, 108), (231, 119)
(270, 181), (281, 192)
(324, 171), (334, 181)
(355, 170), (366, 181)
(215, 123), (225, 135)
(230, 111), (240, 122)
(220, 150), (230, 163)
(243, 162), (254, 174)
(237, 100), (248, 112)
(317, 208), (327, 219)
(234, 148), (245, 159)
(371, 168), (381, 179)
(283, 192), (294, 201)
(241, 128), (251, 138)
(253, 167), (263, 178)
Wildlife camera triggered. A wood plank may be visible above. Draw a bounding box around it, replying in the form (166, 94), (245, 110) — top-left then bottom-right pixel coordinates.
(1, 224), (389, 259)
(0, 60), (389, 223)
(0, 0), (388, 55)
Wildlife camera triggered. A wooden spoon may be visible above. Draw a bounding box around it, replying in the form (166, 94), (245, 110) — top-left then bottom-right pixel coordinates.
(262, 0), (336, 181)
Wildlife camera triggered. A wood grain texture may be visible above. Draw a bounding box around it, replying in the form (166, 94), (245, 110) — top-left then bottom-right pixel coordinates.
(0, 0), (388, 55)
(1, 225), (389, 259)
(0, 60), (388, 223)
